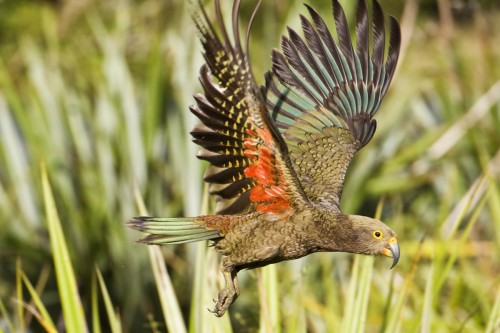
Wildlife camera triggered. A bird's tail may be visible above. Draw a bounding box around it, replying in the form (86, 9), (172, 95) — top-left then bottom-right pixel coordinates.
(126, 216), (220, 245)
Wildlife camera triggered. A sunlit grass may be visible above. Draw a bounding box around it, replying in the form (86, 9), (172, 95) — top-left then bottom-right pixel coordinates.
(0, 0), (499, 332)
(41, 164), (88, 332)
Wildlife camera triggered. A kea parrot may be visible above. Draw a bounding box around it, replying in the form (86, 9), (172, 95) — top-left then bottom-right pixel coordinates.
(127, 0), (401, 317)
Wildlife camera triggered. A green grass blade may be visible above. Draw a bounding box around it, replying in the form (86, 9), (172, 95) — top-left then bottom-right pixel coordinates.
(148, 246), (187, 333)
(133, 184), (187, 333)
(426, 81), (500, 160)
(259, 264), (281, 333)
(96, 268), (122, 333)
(340, 255), (361, 333)
(420, 261), (435, 333)
(354, 256), (374, 333)
(20, 272), (57, 333)
(383, 238), (425, 333)
(339, 200), (385, 333)
(15, 258), (25, 331)
(189, 241), (207, 333)
(0, 298), (14, 333)
(41, 163), (88, 332)
(91, 274), (102, 333)
(485, 285), (500, 333)
(435, 190), (488, 294)
(188, 187), (233, 333)
(189, 242), (233, 333)
(283, 262), (306, 333)
(488, 175), (500, 260)
(0, 87), (38, 227)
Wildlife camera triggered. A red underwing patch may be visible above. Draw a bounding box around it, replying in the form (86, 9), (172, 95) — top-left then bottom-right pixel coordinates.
(243, 128), (291, 215)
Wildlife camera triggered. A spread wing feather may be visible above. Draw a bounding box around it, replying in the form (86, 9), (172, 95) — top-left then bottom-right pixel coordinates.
(190, 0), (307, 215)
(266, 0), (401, 208)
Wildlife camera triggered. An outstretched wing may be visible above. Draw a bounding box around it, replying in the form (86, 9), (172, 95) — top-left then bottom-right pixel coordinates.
(191, 0), (307, 215)
(265, 0), (401, 209)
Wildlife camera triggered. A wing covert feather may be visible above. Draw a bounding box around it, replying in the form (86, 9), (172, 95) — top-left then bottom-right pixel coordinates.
(265, 0), (401, 208)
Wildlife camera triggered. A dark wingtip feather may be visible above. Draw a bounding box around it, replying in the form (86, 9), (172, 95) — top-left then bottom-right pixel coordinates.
(355, 0), (369, 79)
(382, 16), (401, 93)
(387, 16), (402, 67)
(125, 216), (151, 232)
(332, 0), (355, 63)
(371, 0), (385, 65)
(136, 234), (156, 244)
(216, 190), (252, 214)
(203, 166), (246, 184)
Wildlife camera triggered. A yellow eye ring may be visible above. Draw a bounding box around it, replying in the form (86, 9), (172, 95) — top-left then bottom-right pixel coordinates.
(373, 230), (383, 239)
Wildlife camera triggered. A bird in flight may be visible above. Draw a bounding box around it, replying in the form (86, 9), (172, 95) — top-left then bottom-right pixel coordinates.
(127, 0), (401, 317)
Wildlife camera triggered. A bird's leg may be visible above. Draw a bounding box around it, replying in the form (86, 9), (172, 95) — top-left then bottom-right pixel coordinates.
(232, 270), (240, 296)
(212, 262), (239, 317)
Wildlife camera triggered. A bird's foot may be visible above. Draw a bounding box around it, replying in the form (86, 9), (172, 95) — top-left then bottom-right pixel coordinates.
(210, 270), (240, 317)
(210, 287), (238, 317)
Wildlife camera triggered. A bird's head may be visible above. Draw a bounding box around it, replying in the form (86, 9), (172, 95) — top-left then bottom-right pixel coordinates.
(344, 215), (400, 269)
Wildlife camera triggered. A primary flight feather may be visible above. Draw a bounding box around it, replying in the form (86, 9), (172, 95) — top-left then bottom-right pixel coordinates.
(127, 0), (401, 317)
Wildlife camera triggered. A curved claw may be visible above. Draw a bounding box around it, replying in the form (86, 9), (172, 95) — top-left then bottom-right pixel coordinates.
(207, 305), (224, 317)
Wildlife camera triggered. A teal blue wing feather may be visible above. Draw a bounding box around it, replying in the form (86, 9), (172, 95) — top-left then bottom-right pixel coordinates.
(265, 0), (401, 208)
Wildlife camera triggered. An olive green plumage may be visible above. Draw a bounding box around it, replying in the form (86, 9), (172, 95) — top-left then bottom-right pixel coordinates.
(127, 0), (401, 317)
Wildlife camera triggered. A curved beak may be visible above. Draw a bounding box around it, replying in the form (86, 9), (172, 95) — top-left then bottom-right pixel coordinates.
(381, 237), (400, 269)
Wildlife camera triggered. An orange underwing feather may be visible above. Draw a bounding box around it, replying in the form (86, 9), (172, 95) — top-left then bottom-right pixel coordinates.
(243, 128), (290, 214)
(190, 0), (306, 216)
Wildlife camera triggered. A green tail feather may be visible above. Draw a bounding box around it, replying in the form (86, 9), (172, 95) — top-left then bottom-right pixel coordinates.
(126, 216), (220, 245)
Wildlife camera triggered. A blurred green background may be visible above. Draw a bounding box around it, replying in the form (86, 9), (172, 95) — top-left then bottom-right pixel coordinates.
(0, 0), (499, 332)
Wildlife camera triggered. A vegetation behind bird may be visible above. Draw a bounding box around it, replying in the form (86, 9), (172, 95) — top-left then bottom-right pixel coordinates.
(0, 0), (499, 331)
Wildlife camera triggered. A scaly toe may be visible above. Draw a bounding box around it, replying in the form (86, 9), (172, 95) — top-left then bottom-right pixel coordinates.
(211, 288), (236, 317)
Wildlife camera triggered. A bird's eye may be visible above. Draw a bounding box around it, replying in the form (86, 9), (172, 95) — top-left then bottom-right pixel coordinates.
(373, 230), (383, 239)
